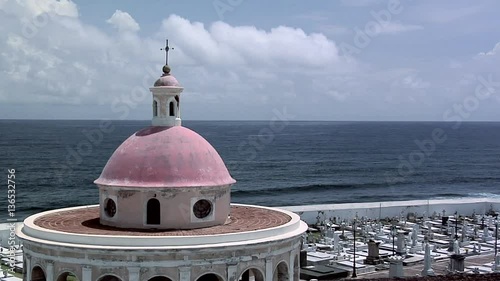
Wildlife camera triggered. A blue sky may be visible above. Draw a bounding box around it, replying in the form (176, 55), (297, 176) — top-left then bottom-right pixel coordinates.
(1, 0), (500, 120)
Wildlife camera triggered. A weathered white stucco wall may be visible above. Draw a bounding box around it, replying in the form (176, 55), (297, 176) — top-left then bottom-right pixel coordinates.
(280, 198), (500, 224)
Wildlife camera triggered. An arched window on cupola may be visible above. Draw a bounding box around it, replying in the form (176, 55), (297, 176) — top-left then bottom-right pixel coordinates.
(175, 95), (180, 113)
(153, 100), (158, 117)
(169, 101), (175, 116)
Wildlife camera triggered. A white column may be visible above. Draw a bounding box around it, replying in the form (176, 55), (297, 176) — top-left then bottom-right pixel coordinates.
(265, 257), (273, 281)
(46, 261), (54, 281)
(128, 267), (140, 281)
(179, 266), (191, 281)
(82, 266), (92, 281)
(227, 264), (238, 281)
(177, 99), (181, 119)
(24, 254), (31, 281)
(288, 253), (295, 281)
(159, 97), (166, 118)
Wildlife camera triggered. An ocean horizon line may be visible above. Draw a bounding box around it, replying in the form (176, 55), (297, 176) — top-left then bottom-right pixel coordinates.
(2, 118), (500, 123)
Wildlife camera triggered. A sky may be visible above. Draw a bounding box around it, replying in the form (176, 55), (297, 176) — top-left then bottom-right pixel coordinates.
(1, 0), (500, 121)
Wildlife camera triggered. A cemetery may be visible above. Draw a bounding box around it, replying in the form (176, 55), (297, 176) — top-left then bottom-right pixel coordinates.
(298, 204), (500, 280)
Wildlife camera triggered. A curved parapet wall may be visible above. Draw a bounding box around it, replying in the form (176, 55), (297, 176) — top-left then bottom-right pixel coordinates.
(17, 204), (307, 249)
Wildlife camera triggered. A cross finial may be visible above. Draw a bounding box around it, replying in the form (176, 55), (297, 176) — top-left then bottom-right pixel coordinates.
(160, 39), (174, 65)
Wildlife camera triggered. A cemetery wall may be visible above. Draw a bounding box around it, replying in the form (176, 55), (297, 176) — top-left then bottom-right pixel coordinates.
(281, 198), (500, 224)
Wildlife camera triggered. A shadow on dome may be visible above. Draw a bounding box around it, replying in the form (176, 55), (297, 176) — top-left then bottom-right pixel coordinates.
(135, 126), (173, 137)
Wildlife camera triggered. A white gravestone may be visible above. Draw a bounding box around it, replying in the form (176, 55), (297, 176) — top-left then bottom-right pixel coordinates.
(421, 242), (435, 276)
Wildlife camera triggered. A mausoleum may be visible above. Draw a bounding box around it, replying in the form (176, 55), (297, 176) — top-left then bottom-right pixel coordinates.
(17, 50), (307, 281)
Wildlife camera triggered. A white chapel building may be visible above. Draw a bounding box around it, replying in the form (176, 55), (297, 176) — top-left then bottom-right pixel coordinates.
(17, 61), (307, 281)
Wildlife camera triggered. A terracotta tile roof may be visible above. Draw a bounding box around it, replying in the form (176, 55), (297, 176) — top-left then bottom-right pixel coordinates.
(33, 205), (291, 236)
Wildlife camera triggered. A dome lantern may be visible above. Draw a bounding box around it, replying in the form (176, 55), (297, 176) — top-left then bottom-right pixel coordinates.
(150, 39), (183, 127)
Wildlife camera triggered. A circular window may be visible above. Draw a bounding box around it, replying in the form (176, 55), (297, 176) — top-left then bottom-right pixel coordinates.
(104, 198), (116, 218)
(193, 199), (212, 219)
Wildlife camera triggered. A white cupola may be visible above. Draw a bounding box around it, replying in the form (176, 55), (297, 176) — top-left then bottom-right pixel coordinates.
(150, 65), (184, 127)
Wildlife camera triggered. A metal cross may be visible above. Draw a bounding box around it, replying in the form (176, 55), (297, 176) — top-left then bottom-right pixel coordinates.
(160, 39), (174, 65)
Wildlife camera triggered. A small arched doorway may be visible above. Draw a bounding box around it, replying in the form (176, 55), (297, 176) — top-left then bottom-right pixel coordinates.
(148, 277), (173, 281)
(147, 198), (161, 225)
(273, 261), (289, 281)
(57, 272), (79, 281)
(31, 266), (46, 281)
(239, 268), (264, 281)
(97, 275), (122, 281)
(196, 273), (224, 281)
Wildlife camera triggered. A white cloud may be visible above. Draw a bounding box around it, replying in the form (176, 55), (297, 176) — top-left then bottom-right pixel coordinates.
(0, 4), (357, 118)
(26, 0), (78, 17)
(106, 10), (140, 32)
(161, 15), (343, 68)
(478, 42), (500, 56)
(0, 0), (78, 18)
(0, 1), (499, 121)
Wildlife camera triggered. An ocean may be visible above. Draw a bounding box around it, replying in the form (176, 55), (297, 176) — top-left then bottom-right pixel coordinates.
(1, 120), (500, 221)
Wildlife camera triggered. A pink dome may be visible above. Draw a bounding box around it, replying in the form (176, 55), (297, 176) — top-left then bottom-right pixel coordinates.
(154, 74), (180, 87)
(94, 126), (236, 188)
